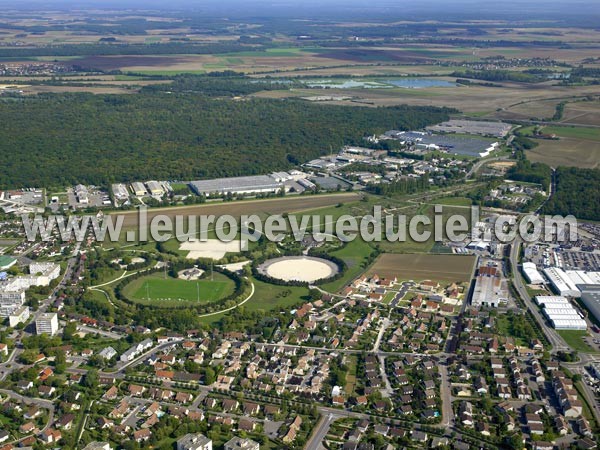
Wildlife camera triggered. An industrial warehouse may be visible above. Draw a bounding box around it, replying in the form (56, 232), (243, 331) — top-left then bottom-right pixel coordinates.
(188, 172), (305, 197)
(543, 266), (582, 298)
(535, 295), (587, 330)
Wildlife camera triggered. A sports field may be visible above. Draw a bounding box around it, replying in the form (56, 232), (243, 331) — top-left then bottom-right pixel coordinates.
(122, 272), (235, 307)
(366, 253), (476, 283)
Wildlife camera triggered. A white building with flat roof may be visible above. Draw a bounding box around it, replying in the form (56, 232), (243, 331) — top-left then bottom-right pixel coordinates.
(224, 437), (259, 450)
(112, 184), (130, 201)
(535, 295), (570, 307)
(177, 433), (212, 450)
(543, 267), (581, 297)
(36, 312), (58, 336)
(523, 262), (544, 285)
(8, 305), (29, 327)
(0, 288), (26, 317)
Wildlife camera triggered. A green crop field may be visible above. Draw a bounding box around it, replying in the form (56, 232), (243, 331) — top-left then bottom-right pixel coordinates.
(122, 272), (235, 306)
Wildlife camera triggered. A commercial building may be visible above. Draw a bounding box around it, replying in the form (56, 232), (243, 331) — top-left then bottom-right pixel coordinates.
(8, 305), (29, 327)
(543, 267), (581, 298)
(522, 262), (545, 285)
(189, 174), (284, 197)
(36, 312), (59, 336)
(177, 433), (212, 450)
(223, 437), (259, 450)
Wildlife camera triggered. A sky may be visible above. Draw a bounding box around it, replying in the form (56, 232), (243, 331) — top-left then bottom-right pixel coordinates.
(0, 0), (597, 23)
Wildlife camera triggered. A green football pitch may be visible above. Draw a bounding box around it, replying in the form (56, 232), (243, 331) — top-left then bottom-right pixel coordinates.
(123, 272), (235, 306)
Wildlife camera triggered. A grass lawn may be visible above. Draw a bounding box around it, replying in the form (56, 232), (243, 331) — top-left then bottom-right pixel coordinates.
(243, 277), (309, 312)
(344, 355), (358, 396)
(557, 330), (598, 353)
(122, 272), (235, 307)
(382, 290), (397, 304)
(320, 238), (374, 293)
(433, 196), (473, 207)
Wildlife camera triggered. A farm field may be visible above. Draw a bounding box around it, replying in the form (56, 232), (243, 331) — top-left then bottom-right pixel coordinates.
(253, 82), (600, 116)
(365, 253), (476, 283)
(525, 125), (600, 169)
(122, 272), (235, 307)
(559, 101), (600, 126)
(113, 192), (361, 229)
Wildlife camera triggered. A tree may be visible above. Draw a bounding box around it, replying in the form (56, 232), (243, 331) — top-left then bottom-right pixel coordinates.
(82, 369), (99, 389)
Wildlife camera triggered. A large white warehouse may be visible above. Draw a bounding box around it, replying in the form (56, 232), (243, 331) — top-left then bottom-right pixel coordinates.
(522, 262), (544, 285)
(543, 267), (581, 298)
(536, 295), (587, 330)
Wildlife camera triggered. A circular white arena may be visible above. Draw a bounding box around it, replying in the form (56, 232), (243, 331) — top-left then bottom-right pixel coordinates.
(259, 256), (339, 283)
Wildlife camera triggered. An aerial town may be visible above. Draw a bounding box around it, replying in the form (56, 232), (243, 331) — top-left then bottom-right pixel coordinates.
(0, 1), (600, 449)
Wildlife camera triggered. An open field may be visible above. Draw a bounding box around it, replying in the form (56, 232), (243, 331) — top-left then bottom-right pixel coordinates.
(244, 277), (310, 313)
(121, 272), (235, 307)
(253, 82), (600, 117)
(525, 125), (600, 169)
(365, 253), (476, 283)
(113, 193), (361, 229)
(560, 100), (600, 126)
(557, 330), (598, 353)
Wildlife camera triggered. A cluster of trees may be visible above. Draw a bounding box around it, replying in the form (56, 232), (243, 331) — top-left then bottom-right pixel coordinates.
(451, 69), (545, 83)
(141, 74), (304, 97)
(542, 167), (600, 221)
(0, 91), (453, 189)
(506, 160), (551, 190)
(366, 174), (430, 196)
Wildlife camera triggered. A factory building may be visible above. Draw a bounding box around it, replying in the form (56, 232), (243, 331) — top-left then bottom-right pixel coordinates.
(189, 174), (284, 197)
(578, 285), (600, 326)
(522, 262), (544, 285)
(131, 182), (147, 197)
(535, 295), (571, 307)
(74, 184), (89, 204)
(145, 180), (165, 197)
(543, 267), (581, 298)
(471, 265), (507, 308)
(111, 183), (130, 201)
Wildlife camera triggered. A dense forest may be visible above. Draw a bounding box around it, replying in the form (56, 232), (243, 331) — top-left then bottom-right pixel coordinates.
(140, 74), (304, 97)
(542, 167), (600, 221)
(0, 92), (454, 189)
(506, 160), (551, 190)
